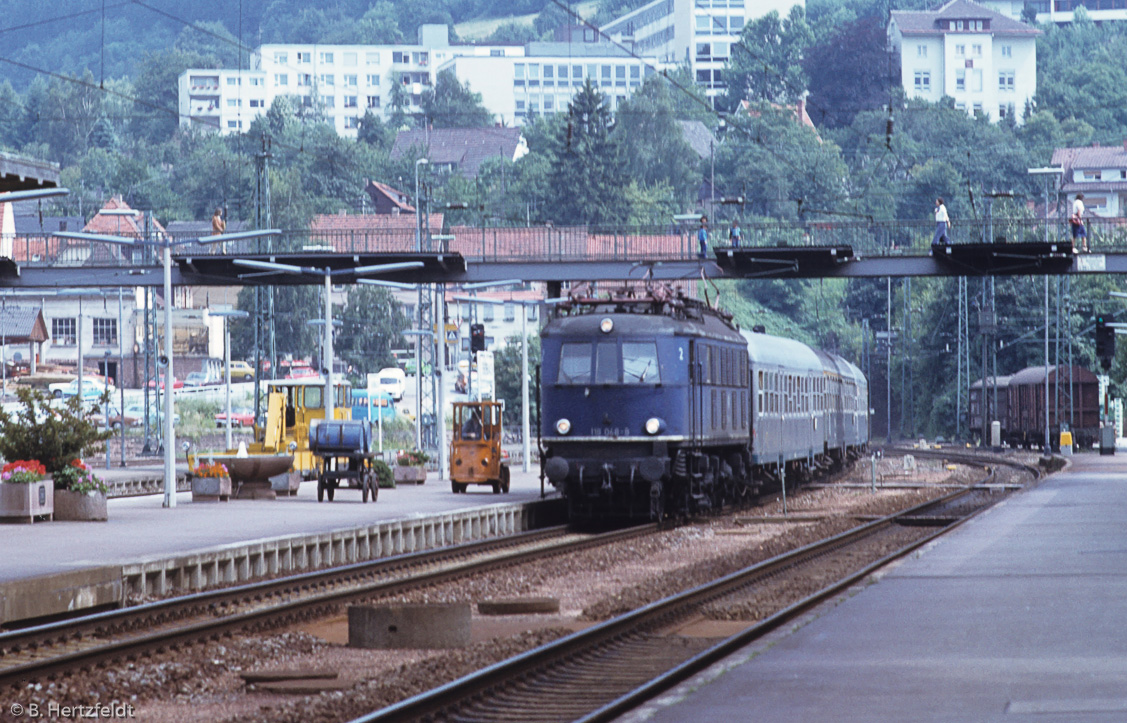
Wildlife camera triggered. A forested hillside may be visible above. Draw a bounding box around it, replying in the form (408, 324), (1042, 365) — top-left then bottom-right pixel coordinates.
(1, 1), (1125, 439)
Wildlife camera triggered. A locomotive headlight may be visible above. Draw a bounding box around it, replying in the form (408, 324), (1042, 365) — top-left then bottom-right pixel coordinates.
(644, 417), (664, 435)
(599, 318), (614, 333)
(555, 418), (572, 435)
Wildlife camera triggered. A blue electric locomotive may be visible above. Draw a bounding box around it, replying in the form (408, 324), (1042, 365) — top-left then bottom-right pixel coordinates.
(539, 285), (868, 523)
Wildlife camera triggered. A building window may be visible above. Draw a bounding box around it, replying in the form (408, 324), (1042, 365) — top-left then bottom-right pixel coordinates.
(366, 52), (380, 66)
(297, 51), (311, 64)
(226, 77), (239, 86)
(490, 48), (504, 56)
(227, 120), (238, 128)
(226, 98), (240, 108)
(297, 73), (311, 86)
(275, 73), (288, 86)
(52, 318), (76, 346)
(1083, 170), (1103, 181)
(956, 69), (965, 91)
(249, 77), (263, 86)
(528, 63), (540, 87)
(92, 318), (117, 346)
(343, 95), (357, 108)
(1001, 45), (1012, 57)
(917, 44), (927, 58)
(504, 303), (515, 321)
(392, 51), (409, 63)
(955, 44), (965, 56)
(322, 95), (335, 108)
(344, 116), (360, 129)
(615, 65), (626, 87)
(998, 102), (1015, 119)
(999, 71), (1015, 91)
(544, 96), (555, 111)
(366, 73), (380, 86)
(344, 74), (357, 87)
(914, 71), (931, 92)
(601, 64), (612, 86)
(320, 52), (334, 64)
(558, 64), (568, 79)
(366, 95), (380, 108)
(274, 52), (288, 64)
(972, 43), (982, 56)
(972, 102), (983, 115)
(483, 305), (495, 322)
(319, 74), (335, 86)
(697, 42), (711, 61)
(249, 99), (263, 108)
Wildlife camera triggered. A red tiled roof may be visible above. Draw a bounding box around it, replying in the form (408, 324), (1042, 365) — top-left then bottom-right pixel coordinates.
(365, 180), (414, 212)
(83, 196), (168, 239)
(309, 212), (445, 253)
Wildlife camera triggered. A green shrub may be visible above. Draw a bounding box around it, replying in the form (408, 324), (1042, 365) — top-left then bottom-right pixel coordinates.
(0, 389), (112, 475)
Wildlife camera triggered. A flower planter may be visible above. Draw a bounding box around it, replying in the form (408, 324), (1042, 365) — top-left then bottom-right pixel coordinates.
(0, 479), (54, 523)
(54, 489), (108, 521)
(394, 465), (427, 485)
(191, 475), (232, 502)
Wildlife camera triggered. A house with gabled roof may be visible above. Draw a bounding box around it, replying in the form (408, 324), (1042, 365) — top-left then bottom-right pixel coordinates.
(1051, 142), (1127, 218)
(364, 180), (415, 215)
(889, 0), (1039, 124)
(390, 127), (527, 178)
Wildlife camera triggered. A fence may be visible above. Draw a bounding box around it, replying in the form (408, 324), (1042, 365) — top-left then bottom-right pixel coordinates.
(4, 216), (1123, 269)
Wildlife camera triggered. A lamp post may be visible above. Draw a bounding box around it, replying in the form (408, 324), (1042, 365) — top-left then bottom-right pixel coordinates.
(211, 309), (249, 450)
(233, 259), (424, 424)
(55, 227), (282, 508)
(1029, 167), (1064, 452)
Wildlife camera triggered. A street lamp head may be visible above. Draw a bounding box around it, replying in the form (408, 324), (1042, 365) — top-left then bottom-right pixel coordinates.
(416, 158), (430, 167)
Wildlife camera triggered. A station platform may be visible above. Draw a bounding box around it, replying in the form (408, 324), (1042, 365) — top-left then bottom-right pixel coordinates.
(0, 466), (559, 625)
(626, 453), (1127, 722)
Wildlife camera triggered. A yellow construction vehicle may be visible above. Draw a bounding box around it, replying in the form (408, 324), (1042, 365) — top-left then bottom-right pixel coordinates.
(450, 400), (510, 494)
(250, 378), (352, 475)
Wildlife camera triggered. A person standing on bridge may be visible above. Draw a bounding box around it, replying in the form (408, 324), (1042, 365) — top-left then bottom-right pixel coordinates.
(1071, 193), (1088, 253)
(933, 198), (950, 245)
(697, 215), (709, 259)
(211, 207), (226, 236)
(729, 218), (742, 248)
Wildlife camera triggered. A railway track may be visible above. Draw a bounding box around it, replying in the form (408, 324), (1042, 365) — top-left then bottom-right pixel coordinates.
(357, 460), (1035, 723)
(0, 524), (654, 691)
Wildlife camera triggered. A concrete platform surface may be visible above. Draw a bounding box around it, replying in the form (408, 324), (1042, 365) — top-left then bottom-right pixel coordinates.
(626, 454), (1127, 723)
(0, 466), (554, 584)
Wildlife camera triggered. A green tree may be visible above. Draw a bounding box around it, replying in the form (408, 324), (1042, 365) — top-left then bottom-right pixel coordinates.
(420, 70), (494, 128)
(335, 285), (410, 381)
(486, 22), (538, 44)
(545, 79), (630, 226)
(132, 49), (219, 143)
(493, 332), (540, 426)
(803, 15), (888, 129)
(613, 76), (703, 204)
(357, 109), (395, 150)
(723, 6), (814, 110)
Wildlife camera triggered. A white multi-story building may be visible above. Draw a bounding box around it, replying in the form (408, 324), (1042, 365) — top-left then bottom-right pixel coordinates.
(179, 25), (524, 137)
(600, 0), (803, 103)
(980, 0), (1127, 24)
(889, 0), (1040, 124)
(439, 42), (667, 125)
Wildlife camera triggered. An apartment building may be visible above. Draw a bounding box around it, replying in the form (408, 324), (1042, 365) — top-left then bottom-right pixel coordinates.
(599, 0), (803, 103)
(179, 25), (523, 137)
(889, 0), (1039, 124)
(980, 0), (1127, 24)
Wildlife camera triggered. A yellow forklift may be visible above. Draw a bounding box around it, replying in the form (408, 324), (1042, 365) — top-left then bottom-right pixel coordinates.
(450, 400), (510, 494)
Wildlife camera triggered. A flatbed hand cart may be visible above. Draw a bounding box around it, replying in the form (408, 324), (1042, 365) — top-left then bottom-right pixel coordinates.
(309, 420), (378, 503)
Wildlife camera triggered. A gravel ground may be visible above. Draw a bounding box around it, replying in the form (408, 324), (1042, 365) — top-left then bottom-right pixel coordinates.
(4, 456), (1032, 723)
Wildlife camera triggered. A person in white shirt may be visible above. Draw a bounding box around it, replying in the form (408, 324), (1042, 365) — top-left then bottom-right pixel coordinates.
(933, 198), (950, 245)
(1070, 193), (1088, 252)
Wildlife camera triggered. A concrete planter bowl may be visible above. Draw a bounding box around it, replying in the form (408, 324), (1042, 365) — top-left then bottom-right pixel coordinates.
(393, 465), (427, 485)
(191, 475), (232, 502)
(54, 489), (108, 522)
(0, 479), (54, 523)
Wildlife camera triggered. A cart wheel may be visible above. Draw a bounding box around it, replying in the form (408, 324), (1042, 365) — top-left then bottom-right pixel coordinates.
(317, 476), (325, 503)
(362, 474), (370, 503)
(501, 467), (510, 493)
(491, 482), (501, 494)
(370, 474), (379, 502)
(327, 483), (335, 502)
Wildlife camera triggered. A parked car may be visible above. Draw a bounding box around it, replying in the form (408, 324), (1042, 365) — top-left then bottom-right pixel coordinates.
(227, 360), (255, 381)
(50, 377), (115, 400)
(214, 407), (257, 428)
(88, 404), (136, 430)
(121, 403), (181, 427)
(147, 375), (184, 390)
(184, 371), (214, 387)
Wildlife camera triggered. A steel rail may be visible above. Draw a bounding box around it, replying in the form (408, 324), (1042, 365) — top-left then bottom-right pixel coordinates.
(0, 523), (655, 689)
(358, 468), (1019, 723)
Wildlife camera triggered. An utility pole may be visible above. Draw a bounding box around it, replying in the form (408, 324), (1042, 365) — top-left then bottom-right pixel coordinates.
(254, 135), (273, 427)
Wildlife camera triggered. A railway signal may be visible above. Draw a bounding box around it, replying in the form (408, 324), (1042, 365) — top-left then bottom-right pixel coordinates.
(470, 323), (486, 352)
(1096, 315), (1115, 371)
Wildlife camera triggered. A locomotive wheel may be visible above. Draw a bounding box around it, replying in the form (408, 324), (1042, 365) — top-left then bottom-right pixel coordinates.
(317, 476), (325, 503)
(500, 467), (510, 493)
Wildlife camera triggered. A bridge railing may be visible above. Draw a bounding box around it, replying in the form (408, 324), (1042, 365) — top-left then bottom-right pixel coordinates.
(5, 216), (1123, 268)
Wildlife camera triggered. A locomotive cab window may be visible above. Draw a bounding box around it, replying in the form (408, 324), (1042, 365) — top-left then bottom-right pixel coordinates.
(558, 343), (592, 383)
(623, 342), (660, 383)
